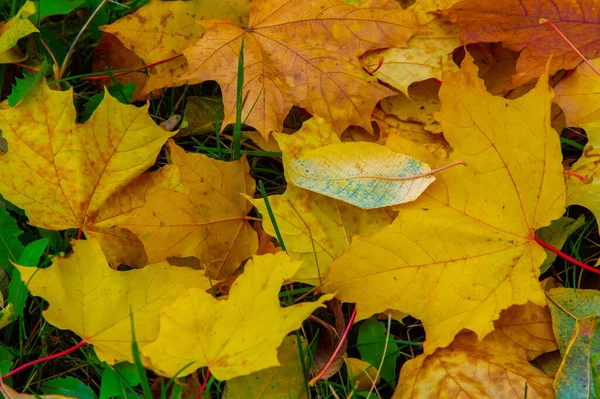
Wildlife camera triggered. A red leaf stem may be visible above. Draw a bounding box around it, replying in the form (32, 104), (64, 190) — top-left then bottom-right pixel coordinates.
(534, 236), (600, 275)
(2, 340), (87, 380)
(541, 18), (600, 79)
(308, 305), (357, 386)
(197, 369), (211, 398)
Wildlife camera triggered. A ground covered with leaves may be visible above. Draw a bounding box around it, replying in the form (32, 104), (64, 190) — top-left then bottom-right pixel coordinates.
(0, 0), (599, 398)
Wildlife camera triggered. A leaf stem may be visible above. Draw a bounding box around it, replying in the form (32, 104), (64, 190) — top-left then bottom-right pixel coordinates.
(364, 56), (384, 75)
(197, 369), (211, 398)
(308, 305), (357, 386)
(533, 236), (600, 275)
(563, 170), (586, 183)
(540, 18), (600, 79)
(2, 340), (87, 380)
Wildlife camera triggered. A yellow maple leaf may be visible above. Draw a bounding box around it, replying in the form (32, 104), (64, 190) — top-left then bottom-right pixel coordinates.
(0, 1), (38, 64)
(249, 117), (394, 285)
(323, 53), (566, 353)
(16, 238), (211, 366)
(143, 252), (333, 379)
(181, 0), (421, 137)
(554, 58), (600, 127)
(0, 81), (176, 268)
(101, 0), (250, 96)
(121, 140), (258, 280)
(395, 303), (557, 398)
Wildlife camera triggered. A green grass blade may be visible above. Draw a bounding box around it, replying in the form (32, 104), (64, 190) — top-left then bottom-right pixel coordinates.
(233, 38), (245, 161)
(129, 307), (152, 399)
(258, 180), (286, 252)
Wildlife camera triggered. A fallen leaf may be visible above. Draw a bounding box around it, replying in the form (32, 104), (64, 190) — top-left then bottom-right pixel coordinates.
(311, 299), (346, 381)
(0, 1), (38, 64)
(92, 33), (148, 102)
(445, 0), (600, 88)
(394, 303), (556, 398)
(16, 238), (211, 366)
(223, 335), (308, 399)
(288, 142), (435, 209)
(102, 0), (250, 96)
(178, 96), (224, 137)
(249, 117), (394, 285)
(547, 288), (600, 398)
(554, 58), (600, 127)
(142, 252), (334, 379)
(323, 53), (566, 353)
(0, 80), (176, 268)
(181, 0), (421, 137)
(122, 140), (258, 280)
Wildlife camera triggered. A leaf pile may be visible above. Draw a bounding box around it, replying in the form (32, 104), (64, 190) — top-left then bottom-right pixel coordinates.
(1, 0), (600, 397)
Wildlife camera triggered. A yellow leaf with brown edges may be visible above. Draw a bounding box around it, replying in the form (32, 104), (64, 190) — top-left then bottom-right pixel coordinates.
(394, 303), (557, 398)
(0, 81), (176, 268)
(323, 53), (566, 354)
(181, 0), (422, 137)
(122, 140), (257, 280)
(16, 238), (211, 366)
(101, 0), (250, 96)
(142, 252), (333, 379)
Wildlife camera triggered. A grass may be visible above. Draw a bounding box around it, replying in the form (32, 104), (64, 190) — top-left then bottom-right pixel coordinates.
(0, 0), (597, 398)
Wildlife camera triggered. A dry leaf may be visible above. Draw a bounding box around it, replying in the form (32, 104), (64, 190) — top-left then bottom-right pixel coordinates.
(16, 238), (211, 366)
(554, 58), (600, 127)
(181, 0), (422, 137)
(142, 252), (333, 379)
(323, 53), (566, 354)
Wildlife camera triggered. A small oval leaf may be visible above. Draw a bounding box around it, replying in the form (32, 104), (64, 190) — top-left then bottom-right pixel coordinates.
(288, 142), (435, 209)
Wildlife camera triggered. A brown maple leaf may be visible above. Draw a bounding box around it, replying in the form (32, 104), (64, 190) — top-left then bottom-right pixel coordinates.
(444, 0), (600, 88)
(181, 0), (422, 137)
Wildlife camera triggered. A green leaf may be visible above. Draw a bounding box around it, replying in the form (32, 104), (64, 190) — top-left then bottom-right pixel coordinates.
(8, 238), (48, 318)
(41, 376), (97, 399)
(0, 344), (14, 375)
(357, 318), (399, 384)
(100, 362), (140, 399)
(36, 0), (85, 20)
(536, 215), (585, 274)
(0, 206), (24, 273)
(548, 288), (600, 398)
(7, 66), (44, 106)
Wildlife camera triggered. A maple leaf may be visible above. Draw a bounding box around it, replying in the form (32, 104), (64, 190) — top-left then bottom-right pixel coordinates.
(142, 252), (333, 379)
(322, 53), (566, 353)
(121, 140), (257, 280)
(1, 381), (72, 399)
(16, 238), (211, 366)
(554, 58), (600, 127)
(0, 81), (177, 268)
(102, 0), (250, 96)
(547, 288), (600, 398)
(445, 0), (600, 88)
(181, 0), (421, 137)
(223, 335), (307, 399)
(0, 1), (38, 64)
(249, 117), (394, 285)
(395, 303), (557, 398)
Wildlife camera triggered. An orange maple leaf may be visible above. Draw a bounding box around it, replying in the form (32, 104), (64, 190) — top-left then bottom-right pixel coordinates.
(445, 0), (600, 88)
(181, 0), (422, 137)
